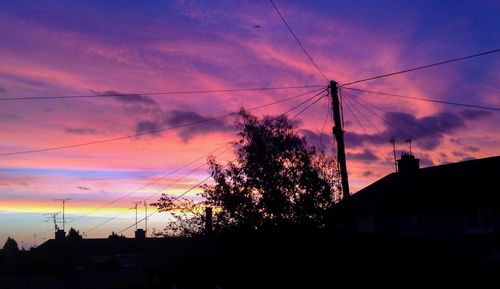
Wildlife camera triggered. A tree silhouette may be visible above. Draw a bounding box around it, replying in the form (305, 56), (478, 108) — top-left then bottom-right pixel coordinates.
(153, 195), (204, 237)
(66, 227), (83, 240)
(108, 232), (126, 240)
(155, 109), (340, 234)
(3, 237), (19, 253)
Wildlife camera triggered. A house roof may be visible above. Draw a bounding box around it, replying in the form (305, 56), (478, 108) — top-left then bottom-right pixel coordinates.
(34, 236), (198, 261)
(347, 156), (500, 215)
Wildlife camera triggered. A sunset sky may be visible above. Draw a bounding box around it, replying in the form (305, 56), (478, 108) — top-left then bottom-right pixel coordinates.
(0, 0), (498, 248)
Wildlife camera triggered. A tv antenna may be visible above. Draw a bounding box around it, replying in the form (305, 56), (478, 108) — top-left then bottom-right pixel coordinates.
(54, 198), (70, 231)
(44, 212), (61, 232)
(144, 201), (148, 235)
(132, 202), (142, 231)
(405, 138), (413, 154)
(390, 138), (397, 172)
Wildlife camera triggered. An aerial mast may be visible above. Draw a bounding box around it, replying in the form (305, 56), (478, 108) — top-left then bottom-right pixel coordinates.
(133, 201), (142, 231)
(54, 198), (70, 232)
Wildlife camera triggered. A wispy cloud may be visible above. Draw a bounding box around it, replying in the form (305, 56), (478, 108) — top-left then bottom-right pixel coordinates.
(135, 120), (163, 136)
(167, 110), (234, 141)
(382, 111), (465, 149)
(65, 127), (97, 135)
(347, 149), (379, 163)
(459, 109), (492, 120)
(0, 113), (19, 122)
(91, 90), (157, 106)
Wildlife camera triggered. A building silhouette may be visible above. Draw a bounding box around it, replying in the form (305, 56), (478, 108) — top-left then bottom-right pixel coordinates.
(339, 154), (500, 261)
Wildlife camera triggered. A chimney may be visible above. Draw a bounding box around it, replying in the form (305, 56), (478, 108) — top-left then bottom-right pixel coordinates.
(397, 152), (420, 174)
(135, 229), (146, 240)
(55, 229), (65, 241)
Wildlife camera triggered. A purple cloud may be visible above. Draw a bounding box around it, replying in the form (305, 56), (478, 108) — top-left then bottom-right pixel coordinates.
(300, 129), (371, 150)
(164, 110), (233, 142)
(134, 110), (234, 141)
(135, 120), (163, 137)
(0, 113), (19, 122)
(347, 149), (379, 163)
(344, 131), (368, 148)
(362, 170), (374, 177)
(65, 127), (97, 135)
(418, 155), (434, 167)
(459, 109), (492, 120)
(372, 111), (466, 150)
(91, 90), (156, 106)
(300, 129), (332, 150)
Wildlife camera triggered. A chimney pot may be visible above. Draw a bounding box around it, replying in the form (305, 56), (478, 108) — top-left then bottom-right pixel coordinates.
(397, 152), (420, 174)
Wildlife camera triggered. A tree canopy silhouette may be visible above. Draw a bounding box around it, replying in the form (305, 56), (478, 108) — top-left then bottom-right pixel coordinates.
(108, 232), (126, 240)
(155, 109), (340, 234)
(3, 237), (19, 253)
(66, 227), (83, 240)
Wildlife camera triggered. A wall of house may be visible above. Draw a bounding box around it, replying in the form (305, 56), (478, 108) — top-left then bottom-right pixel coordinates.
(373, 208), (500, 239)
(375, 215), (401, 236)
(492, 209), (500, 232)
(421, 210), (463, 238)
(355, 215), (376, 233)
(373, 210), (470, 238)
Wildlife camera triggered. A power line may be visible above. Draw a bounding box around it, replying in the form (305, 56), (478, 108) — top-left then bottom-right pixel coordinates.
(289, 94), (327, 121)
(94, 162), (209, 233)
(17, 89), (327, 241)
(68, 143), (232, 225)
(342, 93), (391, 167)
(342, 91), (388, 140)
(142, 145), (234, 203)
(0, 85), (323, 101)
(76, 89), (328, 235)
(144, 90), (327, 206)
(343, 91), (455, 161)
(117, 89), (329, 234)
(117, 174), (212, 235)
(59, 90), (328, 235)
(342, 48), (500, 86)
(0, 87), (325, 156)
(27, 145), (231, 240)
(342, 92), (393, 159)
(17, 88), (329, 243)
(20, 144), (230, 242)
(347, 92), (453, 139)
(85, 208), (133, 234)
(345, 92), (492, 158)
(318, 97), (331, 149)
(342, 93), (419, 146)
(343, 87), (500, 112)
(270, 0), (329, 81)
(85, 89), (332, 231)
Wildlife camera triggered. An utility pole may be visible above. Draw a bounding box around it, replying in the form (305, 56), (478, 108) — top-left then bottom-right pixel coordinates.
(54, 199), (70, 232)
(330, 81), (350, 200)
(390, 138), (398, 172)
(133, 202), (142, 231)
